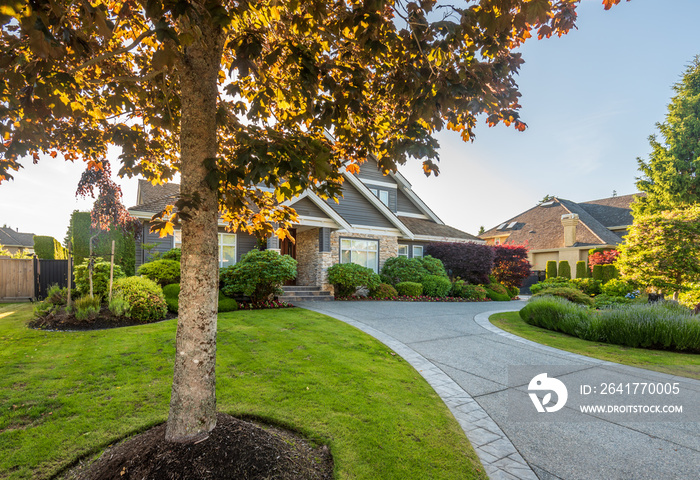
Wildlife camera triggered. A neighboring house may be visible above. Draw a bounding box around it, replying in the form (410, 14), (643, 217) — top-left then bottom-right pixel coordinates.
(0, 227), (35, 256)
(128, 159), (482, 291)
(479, 194), (640, 276)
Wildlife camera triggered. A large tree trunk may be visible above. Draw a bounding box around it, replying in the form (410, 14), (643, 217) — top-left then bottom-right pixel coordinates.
(165, 21), (224, 443)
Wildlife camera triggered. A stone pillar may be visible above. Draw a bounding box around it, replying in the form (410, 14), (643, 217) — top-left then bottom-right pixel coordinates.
(561, 214), (579, 247)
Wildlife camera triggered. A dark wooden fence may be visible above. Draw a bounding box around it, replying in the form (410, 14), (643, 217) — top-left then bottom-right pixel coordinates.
(34, 258), (73, 300)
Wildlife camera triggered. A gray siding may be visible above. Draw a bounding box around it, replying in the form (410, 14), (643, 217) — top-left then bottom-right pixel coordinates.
(136, 222), (175, 269)
(364, 183), (397, 213)
(326, 181), (395, 229)
(237, 231), (259, 262)
(291, 197), (328, 218)
(397, 189), (423, 215)
(356, 159), (397, 185)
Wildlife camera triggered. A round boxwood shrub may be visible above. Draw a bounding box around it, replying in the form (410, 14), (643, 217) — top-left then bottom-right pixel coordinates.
(74, 258), (126, 298)
(217, 292), (238, 312)
(137, 259), (181, 286)
(484, 288), (511, 301)
(113, 276), (167, 323)
(220, 249), (297, 302)
(396, 281), (423, 297)
(532, 287), (594, 306)
(369, 283), (398, 300)
(380, 257), (428, 285)
(419, 255), (448, 278)
(421, 275), (452, 298)
(327, 263), (381, 297)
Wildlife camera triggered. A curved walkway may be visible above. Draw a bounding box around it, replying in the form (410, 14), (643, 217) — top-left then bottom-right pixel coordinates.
(296, 300), (700, 480)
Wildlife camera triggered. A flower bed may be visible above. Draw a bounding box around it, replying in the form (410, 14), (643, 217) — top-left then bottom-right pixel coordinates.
(238, 300), (294, 310)
(334, 295), (495, 302)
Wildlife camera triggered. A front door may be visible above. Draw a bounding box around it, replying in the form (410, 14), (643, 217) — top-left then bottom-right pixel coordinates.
(280, 228), (297, 286)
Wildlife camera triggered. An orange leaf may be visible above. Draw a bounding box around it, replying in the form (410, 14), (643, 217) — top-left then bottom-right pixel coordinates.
(346, 163), (360, 174)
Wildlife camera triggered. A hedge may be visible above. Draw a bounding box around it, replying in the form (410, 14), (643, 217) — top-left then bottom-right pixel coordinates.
(545, 261), (557, 279)
(33, 236), (68, 260)
(575, 261), (588, 279)
(558, 261), (571, 279)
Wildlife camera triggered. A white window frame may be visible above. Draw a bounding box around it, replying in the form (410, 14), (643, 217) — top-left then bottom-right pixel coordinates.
(173, 230), (182, 248)
(219, 233), (237, 268)
(398, 245), (409, 258)
(412, 245), (424, 258)
(340, 238), (379, 273)
(369, 188), (389, 207)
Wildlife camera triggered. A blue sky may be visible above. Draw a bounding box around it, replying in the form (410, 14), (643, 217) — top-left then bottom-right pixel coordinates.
(1, 0), (699, 241)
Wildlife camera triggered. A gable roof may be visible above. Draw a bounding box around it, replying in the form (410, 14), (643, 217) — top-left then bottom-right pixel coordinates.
(397, 216), (480, 242)
(479, 194), (640, 250)
(0, 227), (35, 248)
(129, 180), (179, 215)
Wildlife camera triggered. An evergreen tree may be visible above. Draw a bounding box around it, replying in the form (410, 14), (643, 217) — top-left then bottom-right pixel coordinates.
(634, 57), (700, 215)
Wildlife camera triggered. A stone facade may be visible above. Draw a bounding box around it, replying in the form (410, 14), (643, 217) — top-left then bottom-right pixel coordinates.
(329, 231), (398, 272)
(295, 228), (319, 286)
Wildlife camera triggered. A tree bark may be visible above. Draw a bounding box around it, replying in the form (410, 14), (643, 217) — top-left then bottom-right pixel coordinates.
(165, 19), (224, 443)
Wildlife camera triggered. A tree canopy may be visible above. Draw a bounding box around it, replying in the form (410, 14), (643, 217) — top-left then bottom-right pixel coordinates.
(633, 56), (700, 215)
(1, 0), (627, 444)
(617, 205), (700, 299)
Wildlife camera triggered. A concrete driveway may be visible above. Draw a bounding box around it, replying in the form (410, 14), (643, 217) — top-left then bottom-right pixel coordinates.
(296, 300), (700, 480)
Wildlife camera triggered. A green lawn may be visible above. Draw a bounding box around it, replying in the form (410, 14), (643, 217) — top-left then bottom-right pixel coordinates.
(0, 303), (485, 480)
(490, 311), (700, 380)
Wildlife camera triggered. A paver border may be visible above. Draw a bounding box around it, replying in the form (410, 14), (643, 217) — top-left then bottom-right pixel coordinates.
(305, 306), (539, 480)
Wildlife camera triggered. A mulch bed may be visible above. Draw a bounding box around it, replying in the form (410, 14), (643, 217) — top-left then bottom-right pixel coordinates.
(27, 306), (177, 331)
(67, 413), (333, 480)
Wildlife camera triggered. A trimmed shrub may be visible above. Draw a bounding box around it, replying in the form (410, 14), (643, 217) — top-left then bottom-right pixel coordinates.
(507, 286), (520, 298)
(74, 258), (126, 298)
(451, 281), (487, 300)
(137, 259), (181, 286)
(601, 278), (636, 298)
(74, 295), (101, 321)
(326, 262), (380, 297)
(484, 288), (510, 302)
(602, 264), (618, 284)
(592, 264), (604, 282)
(485, 282), (508, 296)
(558, 261), (571, 279)
(113, 276), (167, 323)
(33, 236), (68, 260)
(380, 257), (428, 285)
(425, 242), (495, 284)
(217, 292), (238, 312)
(575, 261), (588, 279)
(546, 261), (557, 279)
(532, 287), (594, 306)
(570, 278), (602, 296)
(162, 248), (182, 262)
(370, 283), (398, 300)
(162, 283), (180, 313)
(520, 296), (600, 341)
(220, 249), (297, 302)
(396, 282), (423, 297)
(529, 277), (575, 295)
(419, 255), (448, 278)
(679, 284), (700, 310)
(421, 275), (452, 298)
(491, 244), (531, 288)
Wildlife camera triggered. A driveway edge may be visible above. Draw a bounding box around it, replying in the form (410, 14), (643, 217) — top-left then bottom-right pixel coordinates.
(305, 307), (539, 480)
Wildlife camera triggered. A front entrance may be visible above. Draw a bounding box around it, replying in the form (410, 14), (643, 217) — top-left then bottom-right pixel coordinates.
(280, 228), (297, 286)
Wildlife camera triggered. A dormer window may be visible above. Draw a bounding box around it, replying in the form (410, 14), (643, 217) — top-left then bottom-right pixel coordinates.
(369, 188), (389, 207)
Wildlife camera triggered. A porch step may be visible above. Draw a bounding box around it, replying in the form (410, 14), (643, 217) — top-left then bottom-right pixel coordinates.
(279, 286), (333, 302)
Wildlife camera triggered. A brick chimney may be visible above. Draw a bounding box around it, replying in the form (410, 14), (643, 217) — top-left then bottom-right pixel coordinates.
(561, 214), (579, 247)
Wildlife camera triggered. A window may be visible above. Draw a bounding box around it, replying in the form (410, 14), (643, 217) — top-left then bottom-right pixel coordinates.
(412, 245), (423, 258)
(340, 238), (379, 272)
(219, 233), (236, 268)
(369, 188), (389, 207)
(174, 231), (237, 268)
(398, 245), (409, 258)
